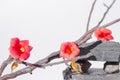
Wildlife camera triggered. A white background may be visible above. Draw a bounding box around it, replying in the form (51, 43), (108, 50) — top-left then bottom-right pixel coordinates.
(0, 0), (120, 80)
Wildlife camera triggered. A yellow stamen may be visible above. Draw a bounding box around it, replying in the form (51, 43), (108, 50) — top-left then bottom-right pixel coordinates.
(20, 47), (25, 52)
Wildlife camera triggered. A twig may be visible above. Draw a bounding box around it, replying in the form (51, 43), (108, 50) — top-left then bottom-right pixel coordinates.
(27, 53), (94, 68)
(76, 0), (116, 45)
(18, 53), (93, 68)
(0, 53), (94, 80)
(0, 18), (120, 80)
(77, 18), (120, 45)
(101, 18), (120, 28)
(96, 0), (116, 27)
(0, 56), (13, 76)
(86, 0), (97, 32)
(63, 58), (71, 68)
(0, 0), (119, 79)
(103, 3), (109, 8)
(0, 51), (60, 80)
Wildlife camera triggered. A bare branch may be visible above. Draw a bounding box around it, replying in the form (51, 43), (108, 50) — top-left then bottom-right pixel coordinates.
(96, 0), (116, 27)
(101, 18), (120, 28)
(0, 0), (119, 79)
(21, 52), (92, 69)
(0, 18), (119, 80)
(0, 53), (94, 80)
(42, 53), (93, 67)
(77, 18), (120, 45)
(86, 0), (97, 32)
(76, 0), (116, 45)
(0, 56), (13, 76)
(0, 67), (34, 80)
(77, 0), (116, 45)
(0, 51), (59, 80)
(103, 3), (109, 8)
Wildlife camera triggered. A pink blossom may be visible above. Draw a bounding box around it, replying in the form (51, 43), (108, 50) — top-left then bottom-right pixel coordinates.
(60, 42), (80, 59)
(94, 27), (113, 41)
(9, 37), (32, 61)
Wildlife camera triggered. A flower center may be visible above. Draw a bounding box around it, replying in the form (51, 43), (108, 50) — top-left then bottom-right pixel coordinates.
(20, 47), (25, 53)
(66, 48), (72, 54)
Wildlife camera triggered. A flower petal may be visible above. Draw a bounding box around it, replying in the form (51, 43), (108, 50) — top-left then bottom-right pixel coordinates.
(19, 52), (30, 61)
(101, 27), (112, 34)
(24, 45), (33, 52)
(105, 35), (114, 41)
(10, 38), (20, 47)
(9, 47), (20, 59)
(20, 40), (29, 45)
(60, 52), (69, 59)
(94, 28), (101, 37)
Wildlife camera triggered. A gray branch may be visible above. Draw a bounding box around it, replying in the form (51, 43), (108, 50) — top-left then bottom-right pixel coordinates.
(0, 0), (119, 80)
(0, 56), (13, 76)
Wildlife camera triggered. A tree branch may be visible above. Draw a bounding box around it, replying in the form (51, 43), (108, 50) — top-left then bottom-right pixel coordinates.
(76, 0), (116, 45)
(0, 0), (119, 80)
(101, 18), (120, 28)
(0, 56), (13, 76)
(0, 51), (60, 80)
(77, 18), (120, 45)
(21, 18), (120, 68)
(96, 0), (116, 27)
(86, 0), (97, 32)
(20, 53), (94, 68)
(0, 18), (120, 80)
(0, 53), (94, 80)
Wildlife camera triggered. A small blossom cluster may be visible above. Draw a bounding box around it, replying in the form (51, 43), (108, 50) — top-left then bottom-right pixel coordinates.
(60, 27), (113, 59)
(9, 27), (113, 61)
(8, 27), (113, 73)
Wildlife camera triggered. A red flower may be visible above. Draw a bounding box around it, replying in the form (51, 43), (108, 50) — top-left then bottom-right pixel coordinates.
(9, 37), (32, 61)
(60, 42), (80, 59)
(94, 27), (113, 41)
